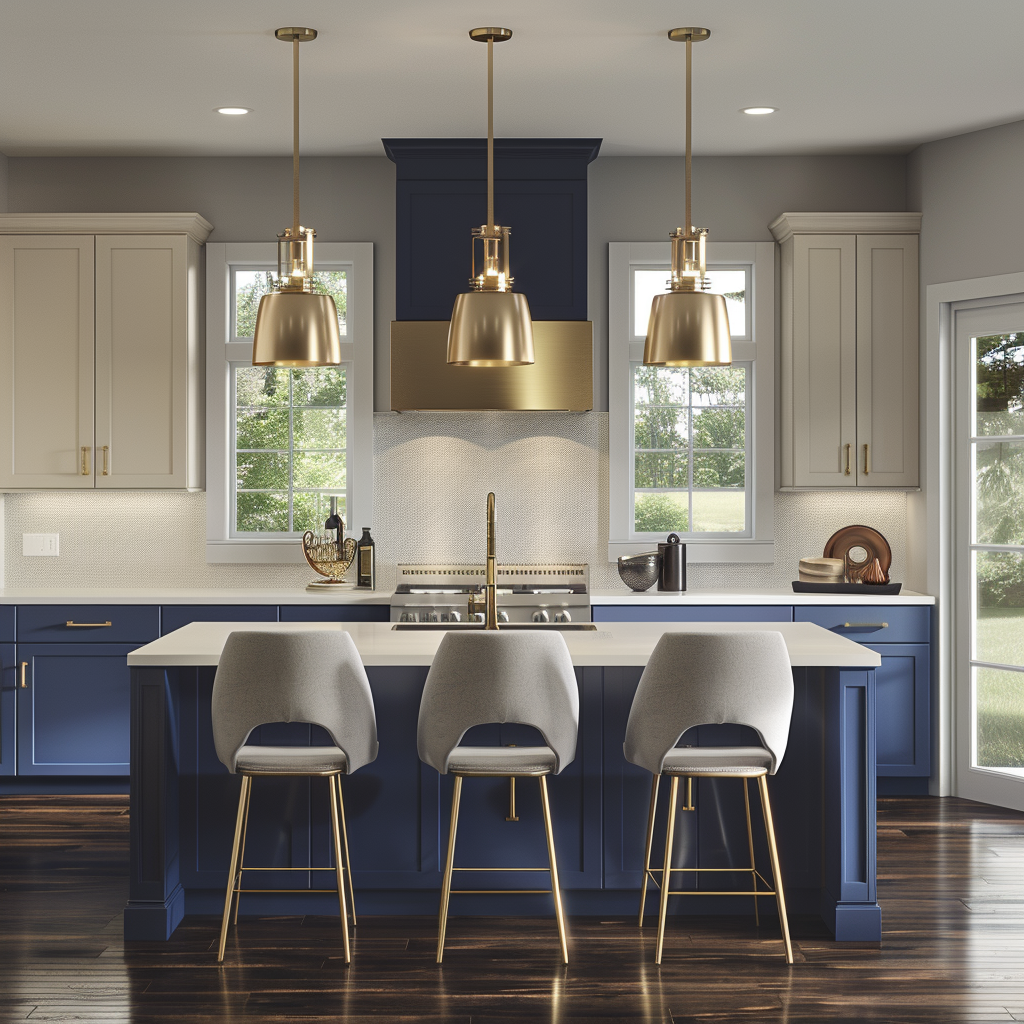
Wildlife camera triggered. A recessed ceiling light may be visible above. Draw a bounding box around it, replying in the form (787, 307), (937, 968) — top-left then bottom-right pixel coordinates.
(216, 107), (251, 116)
(742, 106), (777, 115)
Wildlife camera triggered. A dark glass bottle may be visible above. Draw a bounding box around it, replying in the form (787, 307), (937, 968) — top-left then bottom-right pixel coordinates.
(324, 497), (344, 556)
(356, 527), (375, 590)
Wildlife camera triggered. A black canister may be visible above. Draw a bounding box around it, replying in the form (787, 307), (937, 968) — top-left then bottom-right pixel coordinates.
(658, 533), (686, 592)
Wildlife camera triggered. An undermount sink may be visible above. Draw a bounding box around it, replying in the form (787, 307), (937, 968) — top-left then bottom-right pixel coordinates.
(391, 622), (598, 631)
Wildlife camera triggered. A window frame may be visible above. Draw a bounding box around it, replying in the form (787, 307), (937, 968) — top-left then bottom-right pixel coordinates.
(608, 241), (775, 563)
(206, 242), (373, 563)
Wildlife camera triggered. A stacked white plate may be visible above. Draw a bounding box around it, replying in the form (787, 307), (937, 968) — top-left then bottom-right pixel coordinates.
(798, 557), (845, 584)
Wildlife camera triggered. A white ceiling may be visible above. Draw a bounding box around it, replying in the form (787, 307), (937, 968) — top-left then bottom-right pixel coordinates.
(3, 0), (1023, 158)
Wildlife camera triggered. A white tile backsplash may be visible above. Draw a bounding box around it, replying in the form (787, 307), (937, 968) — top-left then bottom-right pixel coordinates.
(2, 412), (907, 592)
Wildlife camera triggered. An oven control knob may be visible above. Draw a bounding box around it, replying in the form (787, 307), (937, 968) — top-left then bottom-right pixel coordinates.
(532, 610), (551, 623)
(498, 610), (510, 623)
(554, 610), (572, 623)
(471, 612), (485, 623)
(425, 611), (439, 622)
(448, 611), (461, 623)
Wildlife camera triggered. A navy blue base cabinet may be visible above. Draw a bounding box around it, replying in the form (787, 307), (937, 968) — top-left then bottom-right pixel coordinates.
(1, 644), (16, 776)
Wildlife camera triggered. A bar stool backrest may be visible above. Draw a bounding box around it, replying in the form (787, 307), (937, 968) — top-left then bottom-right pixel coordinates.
(624, 631), (793, 775)
(417, 631), (579, 774)
(212, 631), (378, 774)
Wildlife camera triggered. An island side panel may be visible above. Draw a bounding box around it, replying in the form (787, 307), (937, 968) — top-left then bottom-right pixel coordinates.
(125, 666), (184, 940)
(822, 666), (881, 940)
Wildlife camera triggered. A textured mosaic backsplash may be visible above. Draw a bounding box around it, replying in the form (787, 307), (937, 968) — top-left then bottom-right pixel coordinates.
(2, 413), (907, 591)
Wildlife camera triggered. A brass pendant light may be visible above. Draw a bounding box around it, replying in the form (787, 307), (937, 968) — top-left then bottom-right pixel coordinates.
(643, 28), (731, 368)
(447, 27), (535, 367)
(252, 27), (342, 367)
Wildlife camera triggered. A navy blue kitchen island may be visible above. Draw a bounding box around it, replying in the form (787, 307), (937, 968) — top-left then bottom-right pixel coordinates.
(123, 620), (885, 945)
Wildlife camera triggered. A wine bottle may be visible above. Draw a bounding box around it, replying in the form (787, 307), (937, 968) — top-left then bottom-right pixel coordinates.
(356, 527), (375, 590)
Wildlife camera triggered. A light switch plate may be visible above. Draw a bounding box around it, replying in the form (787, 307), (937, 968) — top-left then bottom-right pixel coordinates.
(23, 533), (59, 556)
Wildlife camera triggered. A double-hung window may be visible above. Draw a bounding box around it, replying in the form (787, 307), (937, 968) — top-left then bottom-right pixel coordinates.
(206, 243), (373, 562)
(609, 242), (774, 562)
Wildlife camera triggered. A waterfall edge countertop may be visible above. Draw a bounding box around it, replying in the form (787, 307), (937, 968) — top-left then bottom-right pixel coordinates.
(126, 619), (881, 669)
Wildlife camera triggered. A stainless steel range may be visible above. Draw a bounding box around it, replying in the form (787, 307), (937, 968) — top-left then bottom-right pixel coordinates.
(390, 564), (591, 625)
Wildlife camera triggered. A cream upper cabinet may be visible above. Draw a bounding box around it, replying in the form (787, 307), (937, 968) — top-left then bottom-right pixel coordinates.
(771, 212), (921, 489)
(0, 214), (211, 491)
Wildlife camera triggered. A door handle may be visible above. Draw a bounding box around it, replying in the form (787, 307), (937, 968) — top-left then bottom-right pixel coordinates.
(65, 621), (112, 628)
(863, 443), (870, 476)
(81, 446), (90, 476)
(842, 621), (888, 630)
(101, 445), (110, 476)
(20, 662), (27, 688)
(844, 443), (852, 476)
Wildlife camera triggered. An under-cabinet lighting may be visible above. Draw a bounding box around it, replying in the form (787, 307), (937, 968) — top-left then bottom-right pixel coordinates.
(742, 106), (777, 115)
(216, 107), (252, 115)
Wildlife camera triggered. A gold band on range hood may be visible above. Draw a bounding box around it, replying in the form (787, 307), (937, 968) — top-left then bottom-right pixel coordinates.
(391, 321), (592, 411)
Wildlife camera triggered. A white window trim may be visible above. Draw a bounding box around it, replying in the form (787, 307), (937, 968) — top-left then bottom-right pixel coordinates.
(205, 242), (374, 563)
(608, 241), (775, 563)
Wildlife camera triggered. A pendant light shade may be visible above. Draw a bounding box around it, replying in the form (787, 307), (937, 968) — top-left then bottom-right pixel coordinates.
(252, 27), (341, 368)
(446, 28), (534, 367)
(643, 28), (731, 368)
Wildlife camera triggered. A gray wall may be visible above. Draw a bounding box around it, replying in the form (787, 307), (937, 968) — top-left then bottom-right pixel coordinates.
(588, 154), (908, 408)
(0, 154), (8, 213)
(8, 151), (908, 411)
(8, 155), (397, 407)
(908, 118), (1024, 289)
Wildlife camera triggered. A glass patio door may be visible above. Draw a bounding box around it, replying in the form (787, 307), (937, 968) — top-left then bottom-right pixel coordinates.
(955, 303), (1024, 810)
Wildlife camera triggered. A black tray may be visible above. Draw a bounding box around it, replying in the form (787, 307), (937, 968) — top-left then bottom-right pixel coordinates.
(792, 581), (902, 595)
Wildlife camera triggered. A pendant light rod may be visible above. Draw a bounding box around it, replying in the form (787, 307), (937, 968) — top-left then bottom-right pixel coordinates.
(275, 28), (318, 237)
(668, 28), (710, 234)
(487, 37), (494, 232)
(470, 28), (512, 233)
(293, 35), (300, 236)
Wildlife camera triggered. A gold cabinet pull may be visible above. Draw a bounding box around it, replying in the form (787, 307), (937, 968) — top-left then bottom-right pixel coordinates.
(101, 445), (110, 476)
(20, 661), (28, 688)
(81, 446), (91, 476)
(843, 622), (888, 629)
(65, 620), (112, 628)
(863, 443), (870, 476)
(844, 443), (852, 476)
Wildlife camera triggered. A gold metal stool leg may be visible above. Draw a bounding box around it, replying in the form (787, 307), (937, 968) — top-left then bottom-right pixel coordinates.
(742, 777), (760, 927)
(638, 774), (661, 927)
(231, 779), (252, 926)
(757, 775), (793, 964)
(436, 775), (463, 964)
(328, 775), (352, 963)
(539, 775), (569, 964)
(218, 775), (251, 962)
(336, 776), (357, 928)
(655, 775), (680, 965)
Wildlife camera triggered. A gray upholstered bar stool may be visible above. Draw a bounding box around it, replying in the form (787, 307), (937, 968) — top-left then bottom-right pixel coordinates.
(417, 631), (579, 963)
(212, 630), (378, 964)
(624, 631), (795, 964)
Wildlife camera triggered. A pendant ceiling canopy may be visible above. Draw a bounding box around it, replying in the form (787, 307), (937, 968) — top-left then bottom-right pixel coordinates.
(642, 28), (732, 369)
(251, 27), (342, 368)
(446, 27), (535, 367)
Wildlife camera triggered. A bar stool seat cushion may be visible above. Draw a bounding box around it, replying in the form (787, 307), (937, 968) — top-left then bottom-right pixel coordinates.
(446, 745), (556, 775)
(662, 745), (772, 775)
(234, 745), (349, 774)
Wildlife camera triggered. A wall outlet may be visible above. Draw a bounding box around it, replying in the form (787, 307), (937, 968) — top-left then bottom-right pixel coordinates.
(23, 533), (59, 557)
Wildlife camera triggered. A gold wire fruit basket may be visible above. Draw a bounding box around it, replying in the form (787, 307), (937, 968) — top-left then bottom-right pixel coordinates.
(302, 531), (357, 588)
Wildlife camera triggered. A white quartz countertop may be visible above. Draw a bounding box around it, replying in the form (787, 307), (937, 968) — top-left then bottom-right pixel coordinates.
(0, 586), (933, 606)
(0, 586), (391, 606)
(127, 620), (881, 670)
(590, 587), (935, 606)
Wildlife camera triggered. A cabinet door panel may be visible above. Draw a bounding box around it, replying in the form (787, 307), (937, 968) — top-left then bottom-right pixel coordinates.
(594, 605), (792, 623)
(95, 235), (189, 488)
(856, 235), (919, 486)
(160, 605), (277, 634)
(791, 234), (858, 487)
(865, 643), (930, 776)
(17, 644), (135, 775)
(0, 645), (16, 776)
(0, 236), (95, 488)
(278, 606), (390, 623)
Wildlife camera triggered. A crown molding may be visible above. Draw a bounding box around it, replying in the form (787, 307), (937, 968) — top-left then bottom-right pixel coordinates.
(768, 211), (922, 244)
(0, 213), (214, 243)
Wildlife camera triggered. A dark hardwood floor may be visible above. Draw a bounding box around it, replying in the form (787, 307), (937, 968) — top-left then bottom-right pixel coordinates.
(2, 795), (1024, 1022)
